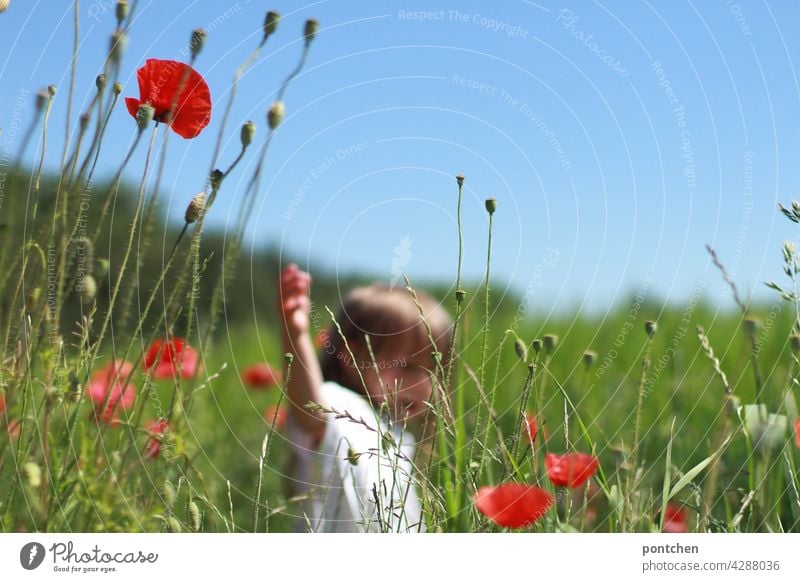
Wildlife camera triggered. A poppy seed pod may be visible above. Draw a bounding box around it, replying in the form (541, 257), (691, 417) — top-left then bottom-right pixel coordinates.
(48, 84), (57, 97)
(304, 18), (319, 45)
(96, 73), (107, 91)
(485, 197), (497, 215)
(268, 101), (284, 129)
(542, 334), (558, 354)
(644, 320), (657, 337)
(791, 334), (800, 354)
(164, 516), (181, 533)
(455, 288), (466, 304)
(240, 120), (255, 148)
(109, 30), (127, 65)
(531, 339), (543, 354)
(582, 350), (597, 368)
(184, 192), (206, 224)
(79, 112), (91, 131)
(112, 81), (123, 95)
(263, 11), (280, 38)
(456, 173), (465, 187)
(190, 28), (207, 58)
(136, 103), (155, 131)
(115, 0), (129, 25)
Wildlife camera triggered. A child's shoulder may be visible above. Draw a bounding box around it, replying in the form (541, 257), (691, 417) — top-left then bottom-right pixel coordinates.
(318, 380), (376, 421)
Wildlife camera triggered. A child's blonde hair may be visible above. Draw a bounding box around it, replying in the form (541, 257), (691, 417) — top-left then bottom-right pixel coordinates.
(319, 284), (453, 396)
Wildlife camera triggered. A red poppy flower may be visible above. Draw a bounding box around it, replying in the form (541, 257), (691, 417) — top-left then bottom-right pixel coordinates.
(0, 394), (5, 415)
(125, 59), (211, 138)
(545, 452), (599, 488)
(242, 363), (282, 390)
(474, 484), (553, 529)
(524, 412), (538, 444)
(314, 329), (329, 350)
(144, 418), (171, 460)
(795, 418), (800, 449)
(6, 419), (21, 440)
(87, 360), (136, 425)
(662, 503), (688, 533)
(264, 405), (287, 430)
(143, 337), (200, 380)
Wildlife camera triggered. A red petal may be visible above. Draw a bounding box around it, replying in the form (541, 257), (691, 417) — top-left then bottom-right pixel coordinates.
(545, 453), (599, 488)
(795, 418), (800, 449)
(474, 484), (553, 529)
(125, 97), (142, 119)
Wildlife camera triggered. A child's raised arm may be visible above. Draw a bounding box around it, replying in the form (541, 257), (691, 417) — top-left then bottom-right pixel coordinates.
(278, 263), (326, 439)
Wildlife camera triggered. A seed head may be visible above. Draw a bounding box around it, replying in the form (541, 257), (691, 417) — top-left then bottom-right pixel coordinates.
(115, 0), (129, 25)
(112, 81), (123, 95)
(531, 339), (543, 354)
(582, 350), (597, 368)
(95, 73), (107, 91)
(240, 120), (256, 148)
(164, 515), (181, 533)
(263, 11), (280, 39)
(184, 192), (206, 224)
(485, 197), (497, 215)
(542, 334), (558, 354)
(209, 169), (223, 191)
(190, 28), (207, 58)
(456, 173), (465, 187)
(268, 101), (285, 129)
(791, 334), (800, 354)
(304, 18), (319, 45)
(644, 320), (657, 338)
(161, 480), (176, 508)
(187, 500), (201, 532)
(95, 258), (110, 280)
(47, 84), (57, 97)
(514, 338), (528, 362)
(67, 371), (82, 403)
(455, 288), (466, 304)
(80, 275), (97, 305)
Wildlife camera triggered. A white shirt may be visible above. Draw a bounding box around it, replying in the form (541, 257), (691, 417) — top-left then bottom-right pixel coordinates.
(285, 381), (424, 532)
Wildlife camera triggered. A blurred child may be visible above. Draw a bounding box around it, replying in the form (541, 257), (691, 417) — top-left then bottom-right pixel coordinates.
(278, 263), (452, 532)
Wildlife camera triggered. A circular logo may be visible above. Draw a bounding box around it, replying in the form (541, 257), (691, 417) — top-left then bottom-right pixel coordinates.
(20, 542), (46, 570)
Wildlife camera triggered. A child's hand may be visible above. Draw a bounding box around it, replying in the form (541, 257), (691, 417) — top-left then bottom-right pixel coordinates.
(279, 263), (312, 337)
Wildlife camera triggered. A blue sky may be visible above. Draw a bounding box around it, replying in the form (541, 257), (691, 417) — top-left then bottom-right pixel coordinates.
(2, 1), (799, 315)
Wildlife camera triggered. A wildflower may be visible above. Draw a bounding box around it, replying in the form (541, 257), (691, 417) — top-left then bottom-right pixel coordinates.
(143, 337), (200, 380)
(144, 418), (171, 460)
(86, 360), (136, 425)
(264, 404), (287, 430)
(125, 59), (212, 138)
(242, 362), (282, 390)
(524, 413), (538, 444)
(662, 503), (688, 533)
(545, 452), (599, 488)
(474, 483), (553, 528)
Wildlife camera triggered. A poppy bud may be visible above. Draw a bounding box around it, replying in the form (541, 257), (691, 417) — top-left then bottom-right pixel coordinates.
(190, 28), (207, 58)
(456, 173), (465, 187)
(184, 192), (205, 224)
(96, 73), (107, 91)
(187, 500), (201, 531)
(79, 112), (91, 131)
(268, 101), (284, 129)
(67, 371), (82, 403)
(161, 480), (176, 508)
(455, 288), (466, 304)
(209, 169), (223, 191)
(240, 120), (256, 148)
(23, 462), (41, 488)
(115, 0), (129, 25)
(0, 0), (9, 13)
(112, 81), (123, 95)
(542, 334), (558, 354)
(109, 30), (127, 65)
(485, 197), (497, 215)
(346, 446), (359, 466)
(514, 339), (528, 362)
(136, 103), (155, 131)
(80, 274), (97, 305)
(582, 350), (596, 368)
(96, 258), (110, 280)
(791, 334), (800, 354)
(35, 89), (48, 112)
(532, 339), (543, 354)
(263, 10), (280, 39)
(304, 18), (319, 45)
(48, 84), (57, 97)
(644, 320), (657, 337)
